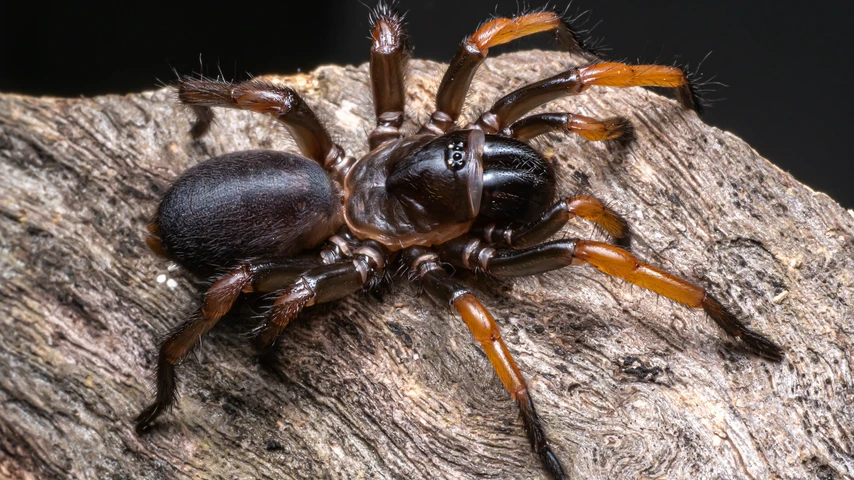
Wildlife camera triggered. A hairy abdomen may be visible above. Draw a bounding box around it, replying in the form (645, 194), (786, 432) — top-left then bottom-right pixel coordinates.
(151, 150), (343, 277)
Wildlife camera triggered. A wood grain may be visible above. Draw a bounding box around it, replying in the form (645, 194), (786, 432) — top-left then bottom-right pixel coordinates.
(1, 50), (852, 479)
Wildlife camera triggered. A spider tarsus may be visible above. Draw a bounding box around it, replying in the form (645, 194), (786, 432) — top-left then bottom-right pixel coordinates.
(701, 294), (784, 361)
(614, 230), (632, 250)
(134, 403), (166, 434)
(541, 446), (569, 480)
(739, 328), (785, 362)
(517, 391), (567, 479)
(557, 10), (605, 61)
(608, 116), (635, 145)
(136, 351), (178, 434)
(676, 82), (705, 115)
(673, 61), (709, 114)
(189, 105), (214, 139)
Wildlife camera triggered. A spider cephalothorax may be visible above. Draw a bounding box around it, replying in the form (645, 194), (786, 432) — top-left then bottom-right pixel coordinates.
(136, 4), (783, 479)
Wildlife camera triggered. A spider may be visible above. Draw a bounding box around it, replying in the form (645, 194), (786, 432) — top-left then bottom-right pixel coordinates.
(135, 4), (784, 479)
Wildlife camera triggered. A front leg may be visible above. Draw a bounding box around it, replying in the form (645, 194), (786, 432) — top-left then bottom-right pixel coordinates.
(421, 11), (599, 135)
(405, 247), (569, 480)
(437, 238), (784, 361)
(474, 62), (702, 134)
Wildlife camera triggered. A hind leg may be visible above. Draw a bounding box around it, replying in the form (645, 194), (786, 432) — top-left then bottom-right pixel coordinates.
(135, 258), (325, 433)
(135, 265), (253, 432)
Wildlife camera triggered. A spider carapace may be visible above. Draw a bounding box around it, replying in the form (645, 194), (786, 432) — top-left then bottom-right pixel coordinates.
(136, 4), (783, 479)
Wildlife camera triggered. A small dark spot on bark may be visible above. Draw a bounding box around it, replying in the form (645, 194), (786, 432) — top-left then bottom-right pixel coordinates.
(122, 185), (152, 201)
(807, 456), (837, 480)
(386, 321), (412, 348)
(26, 225), (51, 237)
(572, 170), (590, 186)
(222, 394), (244, 416)
(661, 189), (682, 206)
(621, 356), (663, 381)
(266, 439), (283, 451)
(0, 132), (12, 150)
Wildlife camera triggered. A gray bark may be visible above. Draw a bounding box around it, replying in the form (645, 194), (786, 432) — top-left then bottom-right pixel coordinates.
(1, 50), (852, 480)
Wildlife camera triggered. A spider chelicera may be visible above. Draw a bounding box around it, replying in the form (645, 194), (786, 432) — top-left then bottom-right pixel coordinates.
(135, 4), (784, 478)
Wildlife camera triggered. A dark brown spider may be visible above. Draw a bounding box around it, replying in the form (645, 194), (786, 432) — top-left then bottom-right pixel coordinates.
(135, 4), (783, 478)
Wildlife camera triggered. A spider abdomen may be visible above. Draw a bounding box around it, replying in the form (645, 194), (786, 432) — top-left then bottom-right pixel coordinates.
(150, 150), (343, 277)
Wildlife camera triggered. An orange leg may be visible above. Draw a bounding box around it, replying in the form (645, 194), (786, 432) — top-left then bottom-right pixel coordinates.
(441, 239), (783, 361)
(505, 112), (633, 143)
(422, 11), (599, 134)
(475, 61), (701, 134)
(576, 62), (691, 89)
(454, 294), (565, 476)
(409, 248), (568, 479)
(572, 241), (782, 360)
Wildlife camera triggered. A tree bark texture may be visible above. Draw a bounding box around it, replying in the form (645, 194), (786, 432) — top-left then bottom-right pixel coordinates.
(1, 51), (852, 479)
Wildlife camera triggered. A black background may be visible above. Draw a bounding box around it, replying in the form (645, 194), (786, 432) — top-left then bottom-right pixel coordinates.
(2, 1), (851, 207)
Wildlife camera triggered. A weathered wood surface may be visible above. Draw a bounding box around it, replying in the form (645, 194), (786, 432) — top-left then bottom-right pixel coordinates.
(1, 50), (852, 479)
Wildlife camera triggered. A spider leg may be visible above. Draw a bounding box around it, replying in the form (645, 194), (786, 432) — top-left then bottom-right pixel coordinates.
(253, 241), (387, 350)
(405, 248), (567, 480)
(134, 258), (328, 433)
(474, 62), (701, 134)
(177, 78), (346, 172)
(368, 3), (409, 150)
(503, 112), (633, 144)
(135, 264), (253, 433)
(421, 11), (599, 135)
(474, 195), (629, 248)
(437, 238), (784, 361)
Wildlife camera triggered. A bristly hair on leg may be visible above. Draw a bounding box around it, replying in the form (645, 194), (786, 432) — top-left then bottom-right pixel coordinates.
(673, 52), (725, 115)
(599, 195), (632, 250)
(366, 0), (411, 49)
(517, 390), (568, 480)
(603, 115), (635, 147)
(701, 293), (784, 362)
(557, 4), (608, 61)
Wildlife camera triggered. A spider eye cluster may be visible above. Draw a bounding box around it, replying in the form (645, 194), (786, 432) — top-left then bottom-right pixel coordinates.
(445, 141), (467, 171)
